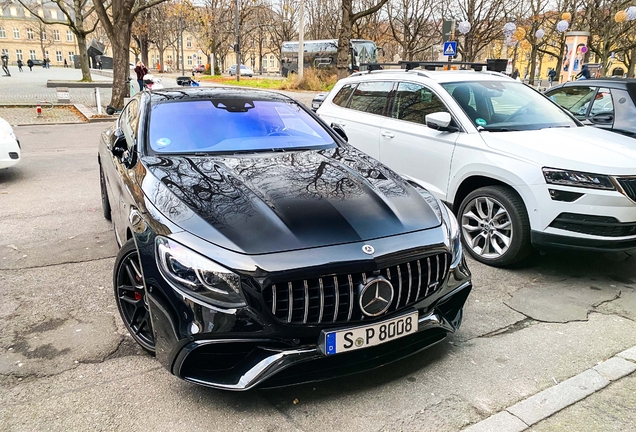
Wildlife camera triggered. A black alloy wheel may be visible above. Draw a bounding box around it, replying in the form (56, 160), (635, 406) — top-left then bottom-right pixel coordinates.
(100, 165), (112, 221)
(114, 239), (155, 353)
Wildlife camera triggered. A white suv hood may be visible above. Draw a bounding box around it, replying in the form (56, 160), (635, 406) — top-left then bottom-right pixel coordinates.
(481, 126), (636, 175)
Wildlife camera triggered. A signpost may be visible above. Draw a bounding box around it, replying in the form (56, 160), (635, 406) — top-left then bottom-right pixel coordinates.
(443, 41), (457, 57)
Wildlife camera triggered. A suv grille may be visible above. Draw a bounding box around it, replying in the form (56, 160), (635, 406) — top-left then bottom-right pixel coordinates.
(616, 177), (636, 202)
(263, 253), (451, 325)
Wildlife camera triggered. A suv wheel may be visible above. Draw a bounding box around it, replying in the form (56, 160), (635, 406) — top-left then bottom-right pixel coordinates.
(458, 186), (532, 266)
(100, 165), (112, 221)
(114, 239), (155, 353)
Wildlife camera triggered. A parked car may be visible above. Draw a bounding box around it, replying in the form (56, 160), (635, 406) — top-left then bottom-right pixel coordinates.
(311, 92), (329, 111)
(545, 79), (636, 138)
(317, 69), (636, 266)
(228, 64), (254, 77)
(98, 88), (471, 390)
(0, 117), (20, 170)
(192, 64), (206, 73)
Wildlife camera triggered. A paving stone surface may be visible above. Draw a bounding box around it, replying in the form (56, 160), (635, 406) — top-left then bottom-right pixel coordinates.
(462, 411), (528, 432)
(0, 106), (86, 125)
(593, 357), (636, 381)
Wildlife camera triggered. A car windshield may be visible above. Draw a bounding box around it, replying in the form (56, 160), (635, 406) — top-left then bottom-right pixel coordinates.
(442, 81), (577, 131)
(148, 99), (337, 154)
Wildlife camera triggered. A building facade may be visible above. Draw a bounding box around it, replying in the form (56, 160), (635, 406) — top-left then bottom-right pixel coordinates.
(0, 3), (79, 66)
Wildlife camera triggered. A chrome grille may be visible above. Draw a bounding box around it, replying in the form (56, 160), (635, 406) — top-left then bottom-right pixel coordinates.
(264, 253), (451, 325)
(616, 177), (636, 202)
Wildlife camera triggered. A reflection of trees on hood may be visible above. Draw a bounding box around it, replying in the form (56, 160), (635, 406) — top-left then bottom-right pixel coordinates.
(142, 146), (410, 228)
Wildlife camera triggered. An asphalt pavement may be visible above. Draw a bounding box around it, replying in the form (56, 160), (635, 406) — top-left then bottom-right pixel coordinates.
(0, 123), (635, 431)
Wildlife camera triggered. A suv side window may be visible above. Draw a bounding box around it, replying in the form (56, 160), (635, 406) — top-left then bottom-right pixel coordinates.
(392, 82), (448, 125)
(332, 84), (355, 107)
(548, 86), (596, 118)
(348, 81), (393, 116)
(590, 88), (613, 117)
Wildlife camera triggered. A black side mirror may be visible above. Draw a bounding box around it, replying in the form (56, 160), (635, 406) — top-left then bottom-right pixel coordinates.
(331, 123), (348, 142)
(111, 128), (127, 158)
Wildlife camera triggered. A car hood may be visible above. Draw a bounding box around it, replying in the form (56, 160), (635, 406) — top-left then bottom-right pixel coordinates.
(141, 146), (442, 255)
(481, 126), (636, 175)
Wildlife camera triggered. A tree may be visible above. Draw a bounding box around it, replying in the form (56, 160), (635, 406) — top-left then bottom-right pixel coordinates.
(17, 0), (98, 81)
(336, 0), (390, 78)
(93, 0), (169, 109)
(35, 20), (55, 63)
(148, 2), (182, 72)
(387, 0), (437, 61)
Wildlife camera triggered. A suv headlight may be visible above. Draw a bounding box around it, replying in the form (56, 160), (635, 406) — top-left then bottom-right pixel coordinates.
(440, 202), (462, 265)
(156, 237), (246, 308)
(543, 168), (615, 190)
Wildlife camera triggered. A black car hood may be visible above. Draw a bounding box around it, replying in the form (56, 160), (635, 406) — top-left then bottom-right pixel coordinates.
(141, 146), (442, 255)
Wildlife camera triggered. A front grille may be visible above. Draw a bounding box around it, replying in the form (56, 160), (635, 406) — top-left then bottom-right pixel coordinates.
(549, 213), (636, 237)
(264, 253), (451, 325)
(616, 177), (636, 202)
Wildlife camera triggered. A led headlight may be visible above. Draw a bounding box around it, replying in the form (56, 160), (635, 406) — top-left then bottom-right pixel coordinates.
(156, 237), (246, 308)
(440, 202), (462, 265)
(543, 168), (615, 190)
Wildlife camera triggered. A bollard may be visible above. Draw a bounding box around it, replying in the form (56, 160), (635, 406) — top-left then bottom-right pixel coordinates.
(36, 104), (42, 117)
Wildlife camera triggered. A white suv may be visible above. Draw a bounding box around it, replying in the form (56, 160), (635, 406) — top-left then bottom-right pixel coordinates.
(317, 69), (636, 266)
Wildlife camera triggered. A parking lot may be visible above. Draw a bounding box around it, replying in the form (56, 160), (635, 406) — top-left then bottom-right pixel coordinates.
(1, 122), (635, 431)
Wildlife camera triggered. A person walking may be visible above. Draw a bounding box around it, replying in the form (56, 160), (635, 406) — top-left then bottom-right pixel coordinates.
(98, 60), (102, 70)
(64, 59), (68, 68)
(1, 53), (10, 76)
(134, 61), (148, 92)
(17, 59), (23, 72)
(548, 68), (557, 86)
(27, 59), (34, 71)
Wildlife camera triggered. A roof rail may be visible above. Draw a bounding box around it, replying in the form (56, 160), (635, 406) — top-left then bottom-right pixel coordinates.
(360, 60), (510, 73)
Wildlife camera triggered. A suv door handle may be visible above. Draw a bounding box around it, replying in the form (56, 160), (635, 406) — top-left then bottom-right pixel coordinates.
(382, 131), (395, 138)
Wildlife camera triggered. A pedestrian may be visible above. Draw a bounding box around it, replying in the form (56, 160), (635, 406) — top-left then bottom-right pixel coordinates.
(64, 58), (68, 68)
(575, 64), (590, 80)
(98, 60), (102, 70)
(548, 68), (557, 86)
(27, 59), (33, 71)
(46, 57), (50, 69)
(511, 68), (520, 80)
(17, 59), (23, 72)
(134, 61), (148, 91)
(1, 53), (10, 76)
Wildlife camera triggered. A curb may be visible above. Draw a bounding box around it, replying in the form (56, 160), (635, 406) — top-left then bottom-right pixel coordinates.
(461, 346), (636, 432)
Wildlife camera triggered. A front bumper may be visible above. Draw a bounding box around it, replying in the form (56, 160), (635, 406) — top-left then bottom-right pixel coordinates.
(168, 271), (471, 391)
(0, 138), (20, 169)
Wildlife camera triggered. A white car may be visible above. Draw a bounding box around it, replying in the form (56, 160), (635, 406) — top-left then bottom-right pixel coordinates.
(317, 69), (636, 266)
(228, 64), (254, 77)
(0, 118), (20, 169)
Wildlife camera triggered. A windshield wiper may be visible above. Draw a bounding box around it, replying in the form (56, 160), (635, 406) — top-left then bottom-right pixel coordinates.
(480, 127), (523, 132)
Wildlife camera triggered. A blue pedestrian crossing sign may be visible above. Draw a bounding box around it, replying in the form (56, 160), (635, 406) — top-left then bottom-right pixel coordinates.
(443, 41), (457, 56)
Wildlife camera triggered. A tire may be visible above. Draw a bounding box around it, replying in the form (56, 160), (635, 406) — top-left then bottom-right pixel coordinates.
(113, 239), (155, 354)
(457, 185), (532, 266)
(99, 165), (112, 221)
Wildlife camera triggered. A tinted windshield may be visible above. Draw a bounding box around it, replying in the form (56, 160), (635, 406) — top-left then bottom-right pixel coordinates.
(442, 81), (577, 131)
(149, 99), (336, 154)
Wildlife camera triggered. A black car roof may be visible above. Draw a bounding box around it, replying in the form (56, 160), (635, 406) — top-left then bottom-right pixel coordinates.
(549, 78), (636, 91)
(149, 87), (293, 104)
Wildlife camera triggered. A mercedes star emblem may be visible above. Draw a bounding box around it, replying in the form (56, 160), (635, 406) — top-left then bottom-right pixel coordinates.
(362, 244), (375, 255)
(359, 277), (394, 317)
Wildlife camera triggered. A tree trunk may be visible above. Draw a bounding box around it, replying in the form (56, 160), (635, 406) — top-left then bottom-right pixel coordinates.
(158, 48), (164, 72)
(76, 32), (92, 82)
(628, 47), (636, 78)
(111, 25), (132, 109)
(336, 0), (353, 79)
(528, 44), (538, 86)
(140, 37), (150, 67)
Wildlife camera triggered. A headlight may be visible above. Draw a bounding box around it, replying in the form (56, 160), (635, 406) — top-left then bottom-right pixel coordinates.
(156, 237), (246, 308)
(440, 202), (462, 265)
(542, 168), (615, 190)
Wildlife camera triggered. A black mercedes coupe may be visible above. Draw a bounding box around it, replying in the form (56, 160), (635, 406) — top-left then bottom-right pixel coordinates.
(98, 87), (472, 390)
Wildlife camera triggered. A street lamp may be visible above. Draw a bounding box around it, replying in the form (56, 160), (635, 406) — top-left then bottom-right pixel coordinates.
(234, 0), (240, 82)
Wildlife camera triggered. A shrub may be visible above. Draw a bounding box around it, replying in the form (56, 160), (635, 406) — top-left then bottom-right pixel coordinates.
(279, 68), (337, 91)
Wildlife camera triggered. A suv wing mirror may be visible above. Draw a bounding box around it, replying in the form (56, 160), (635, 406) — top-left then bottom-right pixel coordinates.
(331, 123), (348, 142)
(426, 112), (459, 132)
(111, 128), (128, 159)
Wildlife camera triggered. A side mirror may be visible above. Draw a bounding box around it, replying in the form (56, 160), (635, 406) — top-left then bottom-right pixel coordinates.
(425, 112), (458, 132)
(331, 123), (348, 142)
(111, 128), (127, 158)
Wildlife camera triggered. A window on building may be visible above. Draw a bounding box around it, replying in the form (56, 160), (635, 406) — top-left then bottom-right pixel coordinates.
(186, 37), (192, 48)
(0, 28), (5, 39)
(41, 31), (47, 40)
(66, 30), (73, 42)
(30, 50), (37, 60)
(50, 10), (58, 20)
(68, 51), (74, 62)
(56, 51), (62, 62)
(269, 55), (274, 68)
(10, 7), (17, 16)
(187, 55), (193, 66)
(16, 49), (23, 61)
(13, 28), (20, 39)
(27, 28), (34, 40)
(53, 29), (60, 41)
(262, 57), (267, 70)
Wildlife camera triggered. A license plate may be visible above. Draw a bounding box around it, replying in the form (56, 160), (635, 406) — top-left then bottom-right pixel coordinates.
(323, 311), (418, 355)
